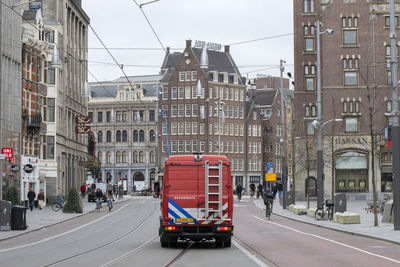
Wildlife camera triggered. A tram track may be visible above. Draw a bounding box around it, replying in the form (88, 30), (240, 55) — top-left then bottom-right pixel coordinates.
(43, 201), (158, 267)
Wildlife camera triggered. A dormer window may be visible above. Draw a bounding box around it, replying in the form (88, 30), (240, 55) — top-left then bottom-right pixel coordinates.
(218, 73), (224, 83)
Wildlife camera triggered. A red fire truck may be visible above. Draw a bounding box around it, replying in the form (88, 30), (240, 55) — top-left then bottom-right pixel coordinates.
(159, 154), (234, 248)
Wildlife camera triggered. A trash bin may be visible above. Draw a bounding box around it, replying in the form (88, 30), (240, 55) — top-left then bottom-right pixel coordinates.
(0, 200), (12, 231)
(11, 206), (27, 230)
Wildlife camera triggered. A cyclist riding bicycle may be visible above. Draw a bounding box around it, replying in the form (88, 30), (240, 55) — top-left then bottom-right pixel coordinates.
(257, 184), (263, 199)
(106, 186), (114, 211)
(263, 188), (274, 219)
(236, 184), (243, 201)
(249, 183), (255, 197)
(95, 188), (104, 210)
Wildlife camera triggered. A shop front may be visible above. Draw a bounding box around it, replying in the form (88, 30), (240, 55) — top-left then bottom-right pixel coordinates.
(335, 150), (368, 193)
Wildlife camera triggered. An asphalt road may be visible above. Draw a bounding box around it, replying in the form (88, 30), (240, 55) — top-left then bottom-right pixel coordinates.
(1, 197), (400, 267)
(233, 198), (400, 267)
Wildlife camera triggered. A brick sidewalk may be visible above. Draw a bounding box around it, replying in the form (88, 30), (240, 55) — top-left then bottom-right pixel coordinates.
(252, 197), (400, 244)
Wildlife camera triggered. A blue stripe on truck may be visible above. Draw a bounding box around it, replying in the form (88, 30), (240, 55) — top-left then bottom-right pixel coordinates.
(168, 197), (200, 224)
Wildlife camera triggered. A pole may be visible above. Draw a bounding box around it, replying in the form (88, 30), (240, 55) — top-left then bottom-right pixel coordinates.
(280, 59), (288, 209)
(389, 0), (400, 230)
(316, 20), (324, 209)
(218, 99), (221, 155)
(0, 2), (3, 200)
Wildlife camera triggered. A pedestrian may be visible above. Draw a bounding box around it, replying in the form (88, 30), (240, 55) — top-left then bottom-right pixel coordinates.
(27, 188), (36, 211)
(38, 189), (45, 210)
(80, 184), (86, 198)
(113, 184), (118, 198)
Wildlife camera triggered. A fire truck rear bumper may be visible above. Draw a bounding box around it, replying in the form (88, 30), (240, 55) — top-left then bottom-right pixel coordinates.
(160, 225), (233, 242)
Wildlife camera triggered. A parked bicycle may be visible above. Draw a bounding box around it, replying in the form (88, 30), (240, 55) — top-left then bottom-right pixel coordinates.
(315, 199), (334, 221)
(364, 194), (391, 214)
(52, 194), (65, 212)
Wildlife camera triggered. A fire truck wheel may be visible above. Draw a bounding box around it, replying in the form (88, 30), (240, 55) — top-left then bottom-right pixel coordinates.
(161, 241), (168, 248)
(224, 241), (231, 247)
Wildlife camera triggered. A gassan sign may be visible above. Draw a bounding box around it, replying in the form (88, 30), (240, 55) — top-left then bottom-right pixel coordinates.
(2, 148), (13, 158)
(75, 115), (91, 124)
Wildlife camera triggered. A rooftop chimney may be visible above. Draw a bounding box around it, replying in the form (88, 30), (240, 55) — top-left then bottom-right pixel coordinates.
(224, 45), (230, 53)
(186, 39), (192, 48)
(200, 47), (209, 70)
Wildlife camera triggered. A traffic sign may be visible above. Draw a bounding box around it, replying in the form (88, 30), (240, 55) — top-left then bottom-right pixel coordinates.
(267, 162), (273, 171)
(265, 173), (277, 182)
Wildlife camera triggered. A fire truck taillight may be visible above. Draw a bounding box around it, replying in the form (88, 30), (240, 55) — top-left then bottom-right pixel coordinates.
(217, 226), (232, 231)
(165, 226), (179, 231)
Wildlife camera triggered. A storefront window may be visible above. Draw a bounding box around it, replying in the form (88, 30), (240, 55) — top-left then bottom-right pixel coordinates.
(335, 151), (368, 192)
(305, 177), (317, 197)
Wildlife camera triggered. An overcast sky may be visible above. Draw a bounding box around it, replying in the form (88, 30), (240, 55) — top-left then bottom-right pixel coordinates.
(82, 0), (293, 83)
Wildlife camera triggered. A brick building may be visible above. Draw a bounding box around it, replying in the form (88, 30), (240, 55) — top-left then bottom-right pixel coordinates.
(293, 0), (396, 200)
(159, 40), (255, 188)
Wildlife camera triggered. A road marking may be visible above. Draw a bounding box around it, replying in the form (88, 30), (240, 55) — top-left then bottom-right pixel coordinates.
(0, 202), (132, 253)
(232, 239), (269, 267)
(100, 235), (158, 267)
(253, 215), (400, 264)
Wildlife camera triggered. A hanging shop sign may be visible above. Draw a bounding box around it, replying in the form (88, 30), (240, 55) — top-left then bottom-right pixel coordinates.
(10, 165), (20, 173)
(23, 164), (34, 173)
(75, 126), (91, 134)
(2, 148), (13, 158)
(75, 115), (91, 124)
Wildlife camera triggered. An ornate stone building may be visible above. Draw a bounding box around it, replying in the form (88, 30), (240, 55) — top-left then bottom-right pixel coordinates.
(88, 75), (160, 193)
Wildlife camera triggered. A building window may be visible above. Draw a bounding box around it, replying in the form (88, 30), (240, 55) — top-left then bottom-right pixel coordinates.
(42, 98), (55, 122)
(178, 140), (184, 152)
(116, 151), (121, 163)
(133, 130), (138, 142)
(149, 130), (155, 142)
(122, 151), (127, 163)
(192, 104), (198, 117)
(41, 135), (54, 159)
(307, 121), (315, 135)
(139, 130), (144, 142)
(171, 87), (177, 99)
(345, 118), (358, 132)
(185, 86), (191, 99)
(171, 140), (177, 152)
(149, 110), (155, 122)
(178, 104), (184, 117)
(185, 104), (191, 117)
(122, 130), (128, 142)
(122, 111), (127, 122)
(150, 151), (155, 163)
(200, 141), (205, 152)
(387, 100), (392, 113)
(171, 105), (177, 117)
(106, 111), (111, 122)
(139, 151), (144, 163)
(162, 87), (168, 100)
(98, 151), (102, 162)
(106, 151), (112, 163)
(385, 16), (398, 27)
(304, 64), (315, 91)
(116, 130), (121, 142)
(343, 58), (359, 86)
(303, 0), (314, 14)
(178, 87), (184, 99)
(342, 16), (358, 45)
(179, 72), (185, 81)
(98, 112), (103, 123)
(185, 122), (191, 135)
(106, 130), (112, 142)
(133, 151), (138, 163)
(98, 131), (103, 143)
(304, 25), (315, 52)
(343, 99), (361, 114)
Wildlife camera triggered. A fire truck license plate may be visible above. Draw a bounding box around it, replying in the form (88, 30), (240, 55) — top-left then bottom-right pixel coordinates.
(176, 218), (193, 223)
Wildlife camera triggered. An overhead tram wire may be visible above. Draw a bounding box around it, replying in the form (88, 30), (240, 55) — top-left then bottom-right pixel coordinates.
(0, 0), (136, 100)
(228, 33), (294, 46)
(131, 0), (167, 53)
(88, 24), (144, 103)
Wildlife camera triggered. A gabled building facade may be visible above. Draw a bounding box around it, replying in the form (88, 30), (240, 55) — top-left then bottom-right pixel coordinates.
(159, 40), (253, 188)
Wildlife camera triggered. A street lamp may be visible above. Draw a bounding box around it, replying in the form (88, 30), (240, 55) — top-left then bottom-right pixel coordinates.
(316, 20), (334, 209)
(313, 118), (342, 208)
